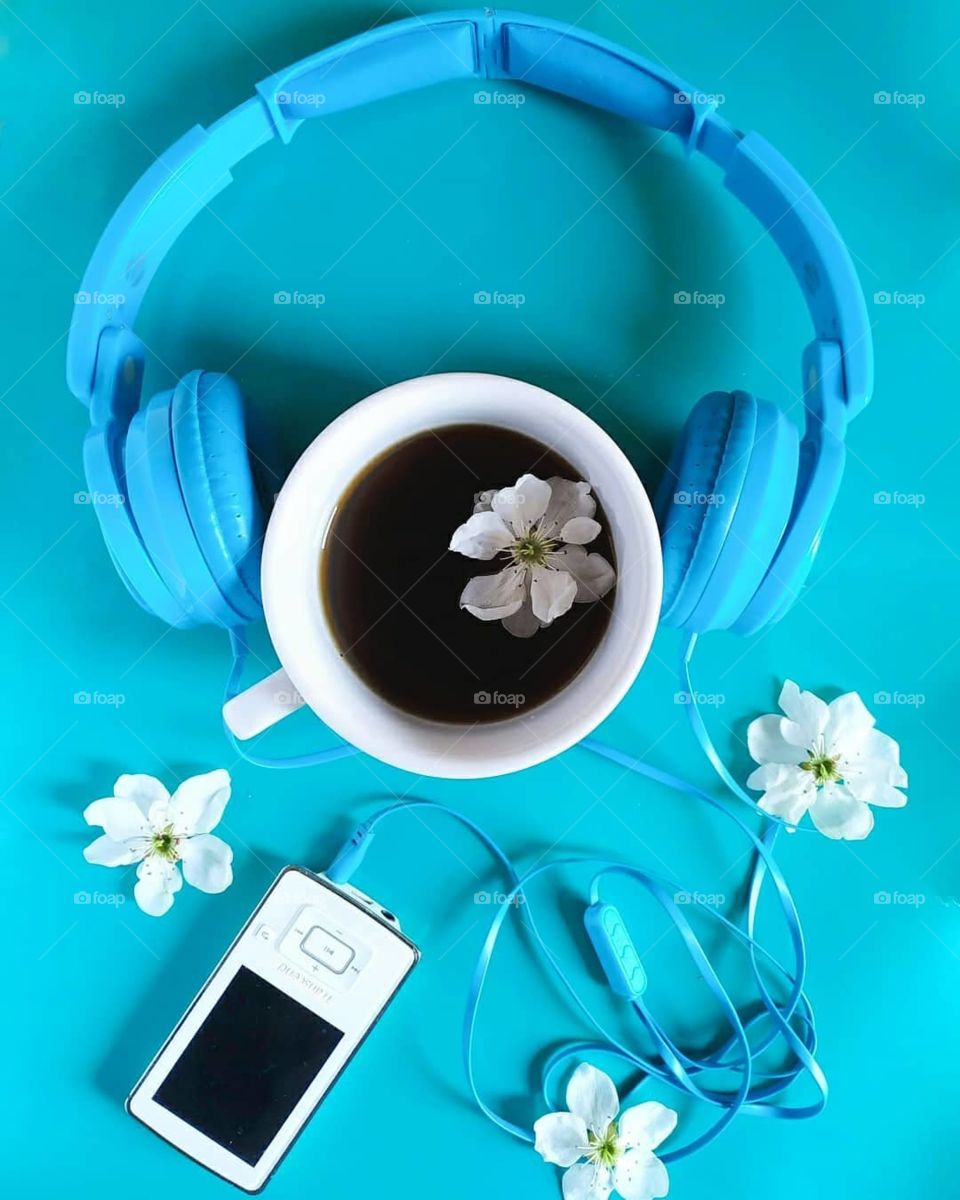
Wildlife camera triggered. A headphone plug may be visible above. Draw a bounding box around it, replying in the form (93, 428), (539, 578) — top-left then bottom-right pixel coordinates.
(324, 821), (376, 884)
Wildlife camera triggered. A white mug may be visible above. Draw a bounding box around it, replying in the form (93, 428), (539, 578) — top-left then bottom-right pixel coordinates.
(223, 373), (663, 779)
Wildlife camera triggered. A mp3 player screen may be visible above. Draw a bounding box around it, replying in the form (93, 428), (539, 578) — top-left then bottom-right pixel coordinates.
(155, 966), (344, 1165)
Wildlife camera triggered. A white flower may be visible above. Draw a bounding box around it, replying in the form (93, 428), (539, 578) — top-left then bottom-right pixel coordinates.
(82, 771), (234, 916)
(449, 474), (616, 638)
(746, 681), (908, 840)
(533, 1064), (676, 1200)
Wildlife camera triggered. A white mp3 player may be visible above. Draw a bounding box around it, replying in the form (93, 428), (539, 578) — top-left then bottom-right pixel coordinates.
(126, 866), (419, 1191)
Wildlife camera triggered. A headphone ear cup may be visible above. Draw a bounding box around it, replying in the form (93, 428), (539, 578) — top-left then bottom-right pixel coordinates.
(685, 398), (799, 632)
(125, 389), (253, 627)
(656, 391), (757, 629)
(171, 370), (265, 623)
(122, 397), (199, 627)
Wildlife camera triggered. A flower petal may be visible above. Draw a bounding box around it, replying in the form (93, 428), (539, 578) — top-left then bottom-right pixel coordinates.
(613, 1150), (669, 1200)
(83, 796), (153, 841)
(618, 1102), (677, 1152)
(541, 478), (596, 536)
(473, 488), (496, 513)
(83, 834), (144, 867)
(550, 545), (616, 602)
(449, 511), (515, 560)
(180, 834), (234, 893)
(566, 1064), (619, 1134)
(563, 1163), (613, 1200)
(113, 773), (170, 816)
(533, 1112), (589, 1167)
(502, 595), (542, 639)
(492, 474), (551, 534)
(560, 517), (602, 545)
(134, 858), (182, 917)
(845, 777), (908, 808)
(746, 762), (795, 791)
(808, 783), (875, 840)
(531, 565), (577, 625)
(461, 566), (526, 621)
(756, 784), (815, 826)
(778, 681), (828, 747)
(747, 715), (805, 766)
(167, 769), (231, 836)
(823, 690), (875, 755)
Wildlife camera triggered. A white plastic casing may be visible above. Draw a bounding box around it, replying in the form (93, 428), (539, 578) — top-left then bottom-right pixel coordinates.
(127, 867), (418, 1191)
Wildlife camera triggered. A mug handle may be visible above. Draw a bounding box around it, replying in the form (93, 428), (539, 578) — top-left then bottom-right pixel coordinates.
(222, 668), (305, 739)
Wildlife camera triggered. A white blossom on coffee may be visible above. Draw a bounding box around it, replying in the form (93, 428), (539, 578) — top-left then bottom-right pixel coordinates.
(449, 474), (616, 638)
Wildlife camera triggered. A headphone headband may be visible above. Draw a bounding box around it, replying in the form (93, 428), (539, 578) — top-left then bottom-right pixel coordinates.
(67, 8), (871, 422)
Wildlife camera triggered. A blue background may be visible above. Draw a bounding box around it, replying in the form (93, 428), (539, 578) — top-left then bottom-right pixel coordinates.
(2, 1), (957, 1196)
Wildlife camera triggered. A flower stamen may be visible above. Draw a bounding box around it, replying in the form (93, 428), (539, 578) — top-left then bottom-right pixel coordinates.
(586, 1123), (621, 1169)
(799, 751), (842, 785)
(510, 526), (556, 567)
(150, 824), (180, 862)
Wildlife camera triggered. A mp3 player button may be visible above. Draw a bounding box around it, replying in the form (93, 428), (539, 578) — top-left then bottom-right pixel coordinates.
(301, 926), (355, 974)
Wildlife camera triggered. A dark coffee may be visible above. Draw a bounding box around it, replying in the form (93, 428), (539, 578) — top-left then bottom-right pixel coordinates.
(321, 424), (616, 723)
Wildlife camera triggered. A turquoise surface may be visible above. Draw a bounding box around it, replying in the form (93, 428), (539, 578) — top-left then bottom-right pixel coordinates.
(2, 2), (957, 1196)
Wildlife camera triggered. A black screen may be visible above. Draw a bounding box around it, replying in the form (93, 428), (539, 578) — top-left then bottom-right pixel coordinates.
(155, 966), (344, 1166)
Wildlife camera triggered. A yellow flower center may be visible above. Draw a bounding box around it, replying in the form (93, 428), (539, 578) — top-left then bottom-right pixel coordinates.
(800, 752), (841, 785)
(511, 528), (555, 567)
(587, 1123), (621, 1169)
(150, 825), (180, 861)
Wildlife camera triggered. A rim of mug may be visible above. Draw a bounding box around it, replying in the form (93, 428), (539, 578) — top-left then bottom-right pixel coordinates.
(261, 373), (663, 779)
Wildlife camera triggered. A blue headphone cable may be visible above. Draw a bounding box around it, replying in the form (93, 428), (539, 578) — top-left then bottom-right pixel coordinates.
(226, 629), (826, 1152)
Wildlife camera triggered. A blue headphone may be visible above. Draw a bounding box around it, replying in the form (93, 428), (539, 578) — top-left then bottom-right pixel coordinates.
(66, 9), (872, 638)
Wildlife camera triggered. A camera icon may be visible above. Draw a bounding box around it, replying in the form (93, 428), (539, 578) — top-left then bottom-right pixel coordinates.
(873, 490), (891, 505)
(74, 90), (91, 105)
(873, 290), (891, 305)
(874, 890), (892, 904)
(473, 690), (491, 705)
(673, 290), (691, 304)
(873, 690), (891, 705)
(474, 90), (491, 105)
(474, 891), (490, 904)
(274, 290), (291, 305)
(74, 891), (91, 904)
(473, 291), (491, 305)
(874, 91), (891, 105)
(73, 690), (91, 705)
